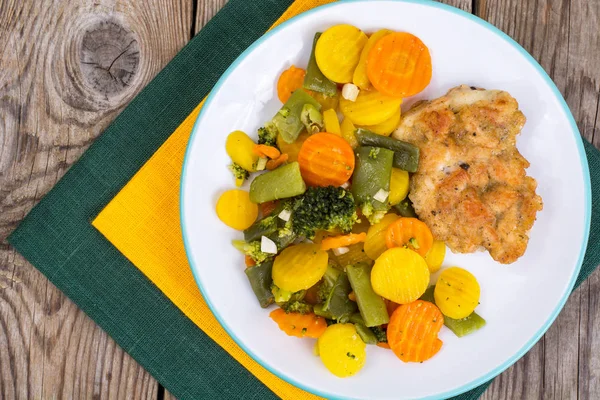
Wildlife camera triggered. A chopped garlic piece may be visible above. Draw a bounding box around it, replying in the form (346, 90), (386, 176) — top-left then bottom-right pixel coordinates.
(342, 83), (360, 102)
(332, 247), (350, 256)
(278, 209), (292, 222)
(261, 236), (278, 254)
(373, 188), (389, 203)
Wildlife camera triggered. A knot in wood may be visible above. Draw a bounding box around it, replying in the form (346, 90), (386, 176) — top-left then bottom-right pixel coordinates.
(80, 19), (139, 97)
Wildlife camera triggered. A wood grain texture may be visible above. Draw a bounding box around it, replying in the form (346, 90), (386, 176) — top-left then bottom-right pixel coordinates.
(2, 0), (600, 399)
(0, 0), (192, 398)
(477, 0), (600, 399)
(194, 0), (228, 35)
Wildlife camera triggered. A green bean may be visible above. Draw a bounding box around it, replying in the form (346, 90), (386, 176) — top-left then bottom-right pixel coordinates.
(301, 104), (324, 134)
(352, 146), (394, 211)
(245, 261), (274, 308)
(419, 286), (486, 337)
(323, 271), (357, 322)
(347, 263), (389, 327)
(268, 230), (297, 251)
(394, 197), (418, 218)
(444, 312), (486, 338)
(355, 128), (420, 172)
(313, 304), (334, 320)
(349, 314), (378, 345)
(272, 89), (321, 143)
(303, 33), (337, 97)
(243, 215), (278, 242)
(249, 162), (306, 203)
(420, 285), (435, 303)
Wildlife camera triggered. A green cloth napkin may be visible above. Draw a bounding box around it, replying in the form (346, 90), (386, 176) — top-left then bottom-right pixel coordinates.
(8, 0), (598, 399)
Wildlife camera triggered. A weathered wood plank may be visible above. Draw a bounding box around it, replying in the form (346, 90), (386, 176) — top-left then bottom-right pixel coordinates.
(477, 0), (600, 399)
(579, 270), (600, 400)
(195, 0), (228, 35)
(2, 1), (599, 400)
(0, 0), (192, 398)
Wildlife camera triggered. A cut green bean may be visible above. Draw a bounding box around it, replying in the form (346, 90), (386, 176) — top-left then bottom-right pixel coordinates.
(352, 146), (394, 211)
(323, 271), (357, 322)
(394, 197), (418, 218)
(268, 230), (297, 251)
(420, 285), (435, 303)
(347, 263), (390, 327)
(245, 261), (274, 308)
(313, 303), (334, 319)
(243, 215), (278, 242)
(272, 89), (321, 143)
(249, 162), (306, 203)
(350, 314), (378, 345)
(444, 312), (487, 337)
(303, 33), (337, 96)
(355, 128), (420, 173)
(419, 286), (486, 337)
(301, 104), (324, 134)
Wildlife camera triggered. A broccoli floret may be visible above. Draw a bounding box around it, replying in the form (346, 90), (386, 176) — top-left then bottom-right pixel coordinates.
(238, 240), (273, 265)
(371, 326), (388, 343)
(228, 163), (249, 186)
(271, 285), (293, 303)
(258, 123), (279, 147)
(281, 301), (313, 314)
(361, 202), (387, 225)
(291, 186), (359, 239)
(278, 219), (294, 238)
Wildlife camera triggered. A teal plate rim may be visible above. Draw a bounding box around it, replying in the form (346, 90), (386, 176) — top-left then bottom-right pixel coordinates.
(181, 1), (592, 399)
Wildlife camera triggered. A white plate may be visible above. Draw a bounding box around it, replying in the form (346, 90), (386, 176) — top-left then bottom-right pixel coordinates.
(181, 1), (591, 399)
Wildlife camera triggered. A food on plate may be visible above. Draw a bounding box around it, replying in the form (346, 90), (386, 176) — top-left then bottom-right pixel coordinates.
(434, 267), (481, 319)
(339, 90), (402, 126)
(385, 217), (434, 257)
(371, 247), (430, 304)
(367, 32), (432, 98)
(359, 107), (402, 136)
(297, 132), (355, 186)
(315, 24), (368, 83)
(211, 24), (539, 377)
(272, 243), (328, 292)
(270, 308), (328, 338)
(388, 168), (410, 205)
(364, 213), (399, 260)
(393, 85), (543, 263)
(424, 240), (446, 273)
(353, 29), (394, 90)
(277, 65), (306, 103)
(318, 323), (367, 377)
(387, 300), (444, 363)
(216, 189), (258, 230)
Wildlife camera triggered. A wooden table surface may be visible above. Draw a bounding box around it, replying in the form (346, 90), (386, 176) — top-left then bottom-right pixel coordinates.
(1, 0), (599, 398)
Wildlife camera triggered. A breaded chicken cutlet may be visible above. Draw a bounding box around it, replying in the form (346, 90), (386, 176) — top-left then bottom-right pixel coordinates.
(393, 85), (543, 264)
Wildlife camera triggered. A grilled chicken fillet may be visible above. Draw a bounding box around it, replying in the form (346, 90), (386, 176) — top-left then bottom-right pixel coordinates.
(393, 85), (543, 264)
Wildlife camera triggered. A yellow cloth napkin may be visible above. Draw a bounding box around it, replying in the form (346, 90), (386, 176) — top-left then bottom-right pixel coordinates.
(93, 1), (336, 398)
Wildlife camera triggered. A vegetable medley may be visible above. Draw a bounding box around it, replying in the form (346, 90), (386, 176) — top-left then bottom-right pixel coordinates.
(215, 25), (486, 377)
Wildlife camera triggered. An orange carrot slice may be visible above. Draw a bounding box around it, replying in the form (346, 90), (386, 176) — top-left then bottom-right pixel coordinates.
(269, 308), (327, 338)
(253, 144), (281, 159)
(367, 32), (432, 98)
(277, 66), (306, 103)
(266, 153), (289, 170)
(245, 255), (256, 267)
(387, 300), (443, 363)
(297, 132), (355, 187)
(321, 232), (367, 251)
(385, 217), (434, 257)
(260, 200), (278, 217)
